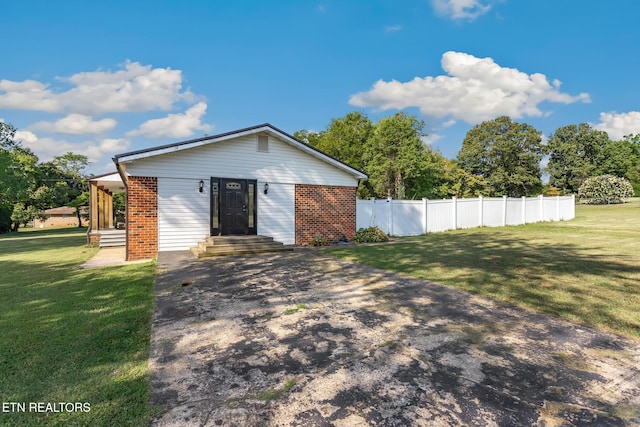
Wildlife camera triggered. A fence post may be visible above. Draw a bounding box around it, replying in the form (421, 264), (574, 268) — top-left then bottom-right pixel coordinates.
(452, 196), (457, 230)
(539, 194), (544, 222)
(571, 194), (576, 219)
(387, 197), (393, 236)
(522, 196), (526, 224)
(478, 195), (484, 227)
(556, 195), (561, 221)
(502, 196), (507, 226)
(422, 198), (428, 234)
(369, 198), (375, 228)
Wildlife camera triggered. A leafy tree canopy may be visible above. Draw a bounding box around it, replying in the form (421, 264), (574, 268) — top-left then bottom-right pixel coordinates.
(365, 112), (430, 199)
(457, 116), (543, 197)
(0, 122), (91, 232)
(545, 123), (610, 194)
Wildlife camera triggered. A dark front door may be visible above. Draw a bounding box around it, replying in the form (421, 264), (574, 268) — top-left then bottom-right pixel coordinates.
(220, 179), (248, 235)
(211, 177), (257, 236)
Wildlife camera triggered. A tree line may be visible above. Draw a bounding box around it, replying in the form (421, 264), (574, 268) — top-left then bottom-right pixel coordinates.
(0, 122), (91, 233)
(2, 112), (638, 233)
(295, 112), (640, 200)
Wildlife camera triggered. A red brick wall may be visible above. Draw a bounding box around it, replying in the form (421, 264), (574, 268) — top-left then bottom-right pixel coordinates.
(126, 176), (158, 260)
(88, 233), (101, 246)
(295, 184), (357, 245)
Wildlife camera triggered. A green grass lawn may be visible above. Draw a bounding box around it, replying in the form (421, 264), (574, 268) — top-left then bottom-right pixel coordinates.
(0, 227), (157, 426)
(327, 199), (640, 339)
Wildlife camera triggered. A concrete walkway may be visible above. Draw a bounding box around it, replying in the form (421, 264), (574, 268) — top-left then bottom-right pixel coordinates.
(149, 250), (640, 426)
(80, 246), (152, 268)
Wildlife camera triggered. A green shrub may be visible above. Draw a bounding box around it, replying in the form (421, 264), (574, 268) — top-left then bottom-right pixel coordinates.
(354, 226), (389, 243)
(311, 236), (330, 246)
(578, 175), (634, 204)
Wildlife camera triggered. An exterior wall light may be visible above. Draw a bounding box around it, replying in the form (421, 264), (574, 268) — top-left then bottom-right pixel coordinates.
(199, 180), (204, 193)
(264, 182), (269, 194)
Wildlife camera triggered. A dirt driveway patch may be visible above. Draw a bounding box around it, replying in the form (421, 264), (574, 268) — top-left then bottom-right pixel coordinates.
(149, 250), (640, 426)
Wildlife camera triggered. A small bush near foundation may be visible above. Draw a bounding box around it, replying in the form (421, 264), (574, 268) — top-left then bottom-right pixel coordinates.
(311, 236), (330, 246)
(578, 175), (634, 204)
(354, 226), (389, 243)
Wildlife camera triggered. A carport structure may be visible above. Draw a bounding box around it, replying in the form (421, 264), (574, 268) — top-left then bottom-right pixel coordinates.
(87, 172), (125, 246)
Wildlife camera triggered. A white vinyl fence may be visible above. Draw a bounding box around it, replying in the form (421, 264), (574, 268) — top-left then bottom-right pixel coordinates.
(357, 195), (575, 236)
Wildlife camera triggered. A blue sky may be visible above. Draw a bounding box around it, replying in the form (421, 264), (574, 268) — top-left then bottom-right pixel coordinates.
(1, 0), (639, 175)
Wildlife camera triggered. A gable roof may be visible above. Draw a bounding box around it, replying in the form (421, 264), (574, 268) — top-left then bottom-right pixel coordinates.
(113, 123), (367, 180)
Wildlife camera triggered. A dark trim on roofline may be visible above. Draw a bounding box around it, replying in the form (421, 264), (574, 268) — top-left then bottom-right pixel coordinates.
(112, 123), (368, 178)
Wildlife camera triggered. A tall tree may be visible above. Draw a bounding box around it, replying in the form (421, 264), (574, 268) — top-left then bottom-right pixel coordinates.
(545, 123), (610, 194)
(365, 113), (429, 199)
(0, 122), (91, 232)
(599, 134), (640, 195)
(0, 123), (45, 231)
(296, 111), (375, 197)
(457, 116), (543, 197)
(41, 152), (90, 225)
(292, 129), (324, 148)
(306, 111), (373, 172)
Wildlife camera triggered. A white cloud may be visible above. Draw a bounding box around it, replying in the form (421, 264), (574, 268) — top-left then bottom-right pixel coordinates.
(349, 51), (590, 124)
(82, 138), (130, 162)
(0, 60), (195, 115)
(126, 102), (213, 139)
(421, 133), (442, 145)
(14, 130), (38, 144)
(593, 111), (640, 140)
(430, 0), (492, 21)
(0, 79), (61, 112)
(14, 130), (129, 163)
(32, 114), (116, 134)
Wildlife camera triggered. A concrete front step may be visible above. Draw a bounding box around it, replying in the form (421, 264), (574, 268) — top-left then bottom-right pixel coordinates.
(98, 231), (126, 248)
(191, 235), (292, 257)
(204, 235), (275, 245)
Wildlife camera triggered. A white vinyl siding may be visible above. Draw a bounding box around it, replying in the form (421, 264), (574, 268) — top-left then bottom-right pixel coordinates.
(125, 135), (358, 187)
(157, 178), (296, 250)
(125, 133), (360, 250)
(257, 182), (294, 244)
(157, 177), (210, 251)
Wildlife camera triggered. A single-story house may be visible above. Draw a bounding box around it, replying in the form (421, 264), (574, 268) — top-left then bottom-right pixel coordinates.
(112, 123), (367, 261)
(34, 206), (87, 228)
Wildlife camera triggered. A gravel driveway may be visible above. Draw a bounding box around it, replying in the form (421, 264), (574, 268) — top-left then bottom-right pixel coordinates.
(149, 250), (640, 426)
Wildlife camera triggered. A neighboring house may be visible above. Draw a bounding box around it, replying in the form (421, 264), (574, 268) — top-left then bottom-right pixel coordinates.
(113, 123), (367, 261)
(34, 206), (86, 228)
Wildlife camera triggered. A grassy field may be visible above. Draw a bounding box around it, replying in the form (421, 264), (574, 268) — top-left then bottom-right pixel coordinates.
(0, 227), (157, 426)
(327, 199), (640, 339)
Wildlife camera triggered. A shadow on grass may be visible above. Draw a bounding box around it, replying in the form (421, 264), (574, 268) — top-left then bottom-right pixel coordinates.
(0, 244), (157, 426)
(326, 230), (640, 337)
(0, 227), (90, 256)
